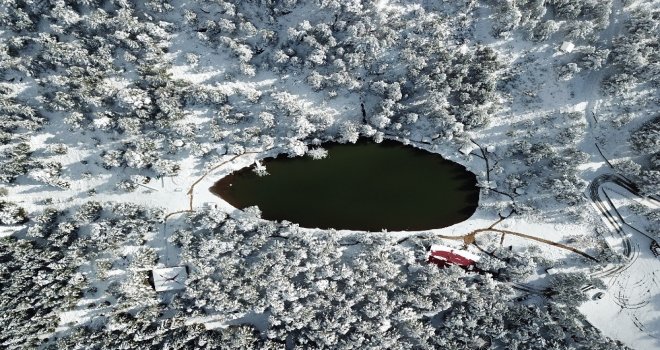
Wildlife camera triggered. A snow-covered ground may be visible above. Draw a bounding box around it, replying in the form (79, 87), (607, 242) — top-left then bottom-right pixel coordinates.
(1, 0), (659, 348)
(581, 184), (660, 347)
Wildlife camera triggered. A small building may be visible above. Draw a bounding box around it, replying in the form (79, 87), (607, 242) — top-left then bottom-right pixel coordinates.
(459, 144), (475, 156)
(428, 245), (480, 269)
(152, 266), (188, 292)
(560, 41), (575, 53)
(173, 139), (185, 147)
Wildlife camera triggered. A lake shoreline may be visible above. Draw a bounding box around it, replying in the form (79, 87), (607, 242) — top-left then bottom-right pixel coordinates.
(209, 138), (480, 232)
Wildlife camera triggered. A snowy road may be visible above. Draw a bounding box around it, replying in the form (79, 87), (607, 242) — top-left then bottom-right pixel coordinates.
(588, 173), (658, 270)
(583, 0), (625, 128)
(584, 173), (660, 346)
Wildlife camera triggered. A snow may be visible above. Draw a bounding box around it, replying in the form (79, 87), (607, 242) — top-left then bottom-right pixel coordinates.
(152, 266), (188, 292)
(173, 139), (185, 147)
(1, 0), (658, 348)
(203, 202), (217, 210)
(579, 186), (660, 347)
(559, 41), (575, 53)
(459, 144), (475, 156)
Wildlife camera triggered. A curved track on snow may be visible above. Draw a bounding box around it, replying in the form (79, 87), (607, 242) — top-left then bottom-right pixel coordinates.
(589, 174), (658, 278)
(587, 173), (660, 322)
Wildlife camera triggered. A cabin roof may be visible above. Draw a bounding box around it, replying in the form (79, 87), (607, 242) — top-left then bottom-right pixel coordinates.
(152, 266), (188, 292)
(560, 41), (575, 53)
(428, 244), (480, 267)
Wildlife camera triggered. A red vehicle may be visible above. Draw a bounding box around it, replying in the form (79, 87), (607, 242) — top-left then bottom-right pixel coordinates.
(428, 244), (480, 269)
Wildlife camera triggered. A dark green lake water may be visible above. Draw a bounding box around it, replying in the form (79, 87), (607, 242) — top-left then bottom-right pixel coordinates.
(210, 140), (479, 231)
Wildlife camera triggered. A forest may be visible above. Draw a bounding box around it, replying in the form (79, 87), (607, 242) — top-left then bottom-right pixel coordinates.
(0, 0), (658, 348)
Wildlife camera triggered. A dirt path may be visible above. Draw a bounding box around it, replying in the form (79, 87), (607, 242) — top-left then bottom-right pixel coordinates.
(431, 216), (598, 261)
(163, 150), (269, 222)
(161, 151), (273, 265)
(163, 148), (599, 263)
(468, 227), (598, 261)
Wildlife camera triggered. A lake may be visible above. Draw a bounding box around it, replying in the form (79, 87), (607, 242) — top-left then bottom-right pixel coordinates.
(210, 140), (480, 231)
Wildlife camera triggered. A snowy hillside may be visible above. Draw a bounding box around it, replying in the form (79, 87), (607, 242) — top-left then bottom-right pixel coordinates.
(0, 0), (658, 348)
